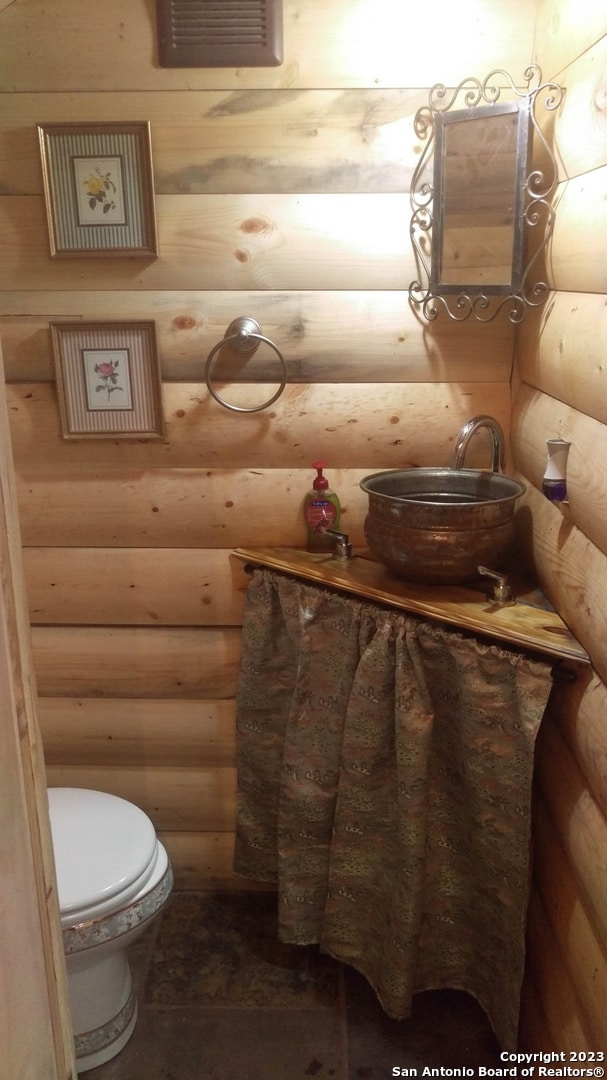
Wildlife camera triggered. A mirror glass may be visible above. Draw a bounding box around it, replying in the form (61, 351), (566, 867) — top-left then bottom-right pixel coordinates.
(408, 69), (562, 323)
(435, 106), (521, 289)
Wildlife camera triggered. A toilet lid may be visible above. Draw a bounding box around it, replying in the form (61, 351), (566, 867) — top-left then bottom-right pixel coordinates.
(48, 788), (158, 921)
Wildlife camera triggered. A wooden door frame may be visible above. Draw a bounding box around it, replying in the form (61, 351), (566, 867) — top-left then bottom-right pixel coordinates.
(0, 343), (76, 1078)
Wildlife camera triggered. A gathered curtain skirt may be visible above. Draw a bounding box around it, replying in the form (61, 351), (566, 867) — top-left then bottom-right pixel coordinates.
(234, 568), (553, 1049)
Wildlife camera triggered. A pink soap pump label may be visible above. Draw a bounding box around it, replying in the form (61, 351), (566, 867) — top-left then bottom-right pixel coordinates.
(305, 498), (338, 531)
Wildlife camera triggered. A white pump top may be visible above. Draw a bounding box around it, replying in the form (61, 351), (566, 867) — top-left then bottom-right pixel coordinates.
(48, 787), (160, 926)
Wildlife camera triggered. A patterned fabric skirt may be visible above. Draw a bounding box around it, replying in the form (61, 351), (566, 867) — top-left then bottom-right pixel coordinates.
(234, 568), (554, 1049)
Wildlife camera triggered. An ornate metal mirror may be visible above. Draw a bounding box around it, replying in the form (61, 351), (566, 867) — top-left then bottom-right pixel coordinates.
(408, 67), (563, 323)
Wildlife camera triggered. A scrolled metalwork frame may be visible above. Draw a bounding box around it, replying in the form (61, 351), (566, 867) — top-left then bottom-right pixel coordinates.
(408, 66), (564, 323)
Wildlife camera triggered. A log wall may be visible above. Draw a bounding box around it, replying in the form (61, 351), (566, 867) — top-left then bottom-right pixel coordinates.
(3, 0), (606, 1053)
(0, 0), (527, 890)
(515, 0), (607, 1052)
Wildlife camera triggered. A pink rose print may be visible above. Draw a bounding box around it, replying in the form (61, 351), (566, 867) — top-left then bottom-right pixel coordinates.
(94, 359), (124, 402)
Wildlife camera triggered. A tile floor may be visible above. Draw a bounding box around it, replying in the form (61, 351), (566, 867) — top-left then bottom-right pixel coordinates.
(87, 891), (503, 1080)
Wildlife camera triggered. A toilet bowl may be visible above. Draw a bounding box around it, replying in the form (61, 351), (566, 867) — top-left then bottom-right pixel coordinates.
(48, 787), (173, 1074)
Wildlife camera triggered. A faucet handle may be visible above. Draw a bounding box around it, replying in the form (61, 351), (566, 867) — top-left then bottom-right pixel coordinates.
(319, 527), (353, 560)
(477, 565), (513, 603)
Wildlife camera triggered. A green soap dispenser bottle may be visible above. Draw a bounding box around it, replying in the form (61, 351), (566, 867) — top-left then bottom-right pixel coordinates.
(303, 461), (341, 552)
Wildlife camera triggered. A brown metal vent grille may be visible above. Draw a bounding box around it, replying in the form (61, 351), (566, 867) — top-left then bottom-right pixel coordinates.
(156, 0), (283, 67)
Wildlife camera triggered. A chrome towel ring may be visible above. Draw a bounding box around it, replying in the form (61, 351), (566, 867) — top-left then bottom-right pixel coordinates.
(204, 317), (288, 413)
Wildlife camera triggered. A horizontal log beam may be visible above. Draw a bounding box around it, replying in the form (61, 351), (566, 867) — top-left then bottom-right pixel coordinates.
(24, 548), (248, 627)
(0, 292), (514, 384)
(516, 294), (607, 426)
(0, 193), (414, 293)
(518, 971), (554, 1052)
(535, 719), (607, 957)
(3, 89), (425, 197)
(549, 669), (607, 821)
(532, 796), (607, 1046)
(38, 697), (236, 767)
(512, 482), (607, 681)
(512, 382), (607, 560)
(550, 36), (607, 180)
(17, 468), (370, 548)
(159, 831), (272, 892)
(535, 1), (607, 103)
(548, 169), (607, 294)
(0, 0), (535, 93)
(32, 625), (241, 698)
(45, 764), (236, 833)
(8, 382), (512, 471)
(525, 886), (594, 1051)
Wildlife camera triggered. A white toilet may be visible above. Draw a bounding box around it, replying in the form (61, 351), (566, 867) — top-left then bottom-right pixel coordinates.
(48, 787), (173, 1073)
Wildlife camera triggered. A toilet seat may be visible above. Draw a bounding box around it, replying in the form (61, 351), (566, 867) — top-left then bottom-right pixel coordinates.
(48, 788), (161, 928)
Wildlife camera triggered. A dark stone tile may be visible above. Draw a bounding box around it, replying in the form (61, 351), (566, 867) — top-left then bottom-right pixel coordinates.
(144, 892), (341, 1008)
(84, 893), (505, 1080)
(87, 1006), (345, 1080)
(344, 967), (502, 1079)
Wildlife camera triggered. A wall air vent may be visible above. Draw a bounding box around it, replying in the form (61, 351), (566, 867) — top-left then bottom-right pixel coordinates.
(156, 0), (283, 67)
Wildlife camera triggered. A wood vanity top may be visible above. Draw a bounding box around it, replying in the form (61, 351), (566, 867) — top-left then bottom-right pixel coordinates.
(232, 546), (590, 666)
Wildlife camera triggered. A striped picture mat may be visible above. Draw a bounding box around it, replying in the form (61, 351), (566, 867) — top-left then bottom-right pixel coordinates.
(53, 323), (165, 438)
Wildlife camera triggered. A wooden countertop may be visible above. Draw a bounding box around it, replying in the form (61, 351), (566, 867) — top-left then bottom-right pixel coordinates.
(232, 546), (590, 666)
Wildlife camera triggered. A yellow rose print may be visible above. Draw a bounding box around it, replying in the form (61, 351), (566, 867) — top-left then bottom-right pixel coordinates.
(84, 167), (117, 214)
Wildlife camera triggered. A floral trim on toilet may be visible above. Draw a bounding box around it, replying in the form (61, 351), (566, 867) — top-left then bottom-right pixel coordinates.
(63, 864), (173, 956)
(74, 989), (137, 1061)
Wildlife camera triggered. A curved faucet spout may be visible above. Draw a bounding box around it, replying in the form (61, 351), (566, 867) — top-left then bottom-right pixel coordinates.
(451, 415), (505, 473)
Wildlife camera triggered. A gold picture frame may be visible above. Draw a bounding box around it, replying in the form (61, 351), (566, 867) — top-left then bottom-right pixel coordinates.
(38, 121), (158, 258)
(51, 321), (166, 440)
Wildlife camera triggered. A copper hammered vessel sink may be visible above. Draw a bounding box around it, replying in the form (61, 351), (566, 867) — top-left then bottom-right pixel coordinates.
(360, 468), (526, 585)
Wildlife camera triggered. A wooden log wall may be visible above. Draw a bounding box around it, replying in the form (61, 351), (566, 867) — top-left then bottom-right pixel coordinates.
(515, 1), (607, 1052)
(0, 0), (534, 892)
(3, 0), (606, 1053)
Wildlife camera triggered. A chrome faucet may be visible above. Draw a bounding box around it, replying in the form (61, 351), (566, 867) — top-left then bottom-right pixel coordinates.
(451, 415), (505, 473)
(319, 527), (353, 560)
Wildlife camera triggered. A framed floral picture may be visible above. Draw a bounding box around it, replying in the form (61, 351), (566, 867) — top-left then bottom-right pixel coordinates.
(38, 122), (158, 257)
(51, 321), (166, 439)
